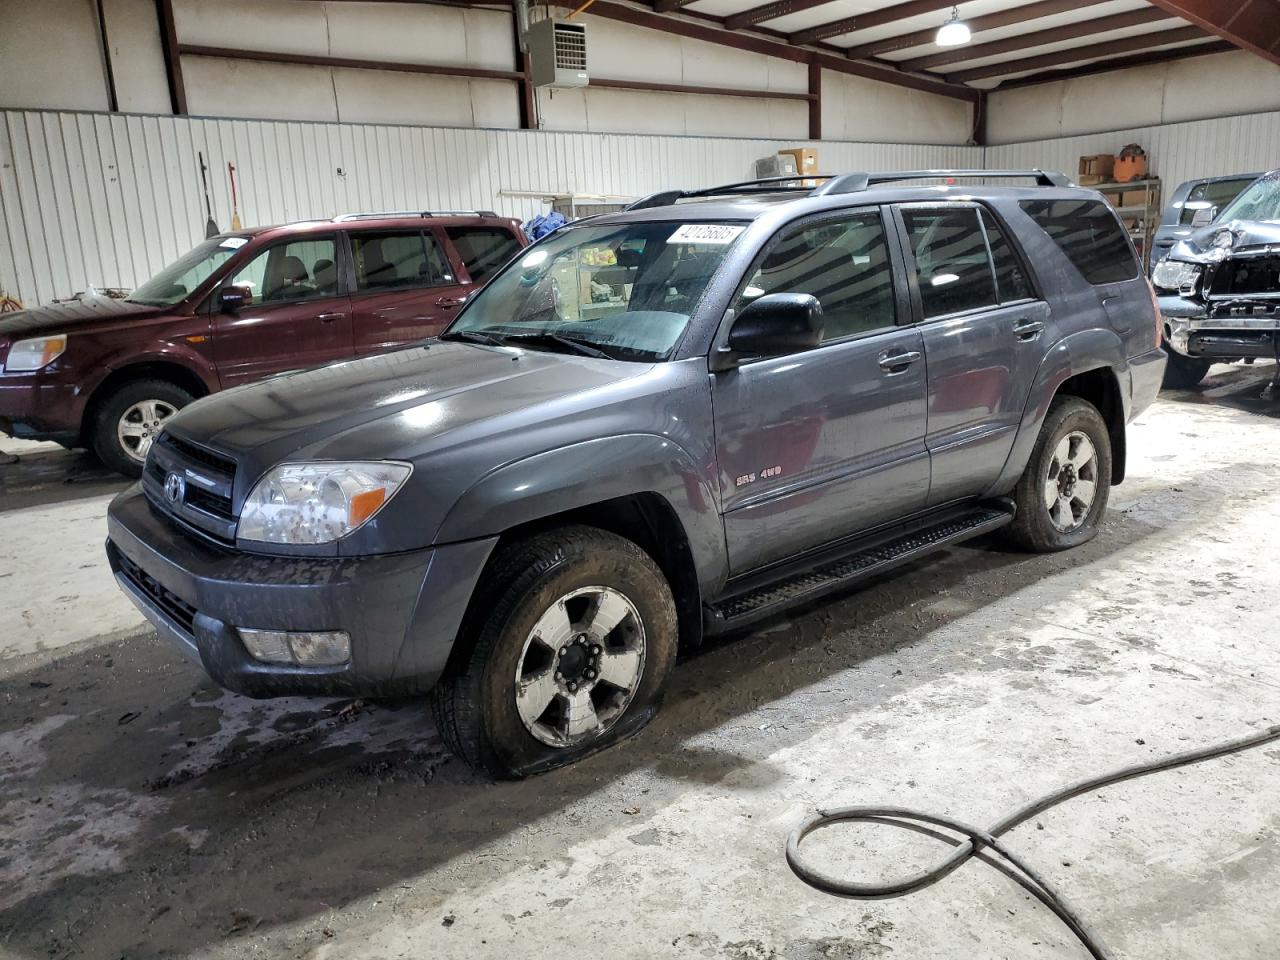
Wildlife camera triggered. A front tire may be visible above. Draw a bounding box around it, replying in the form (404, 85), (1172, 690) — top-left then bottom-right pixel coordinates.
(1161, 348), (1211, 389)
(432, 526), (678, 778)
(1006, 396), (1112, 553)
(90, 379), (193, 477)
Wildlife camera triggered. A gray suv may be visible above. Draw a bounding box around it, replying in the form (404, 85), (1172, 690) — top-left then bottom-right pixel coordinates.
(106, 170), (1166, 777)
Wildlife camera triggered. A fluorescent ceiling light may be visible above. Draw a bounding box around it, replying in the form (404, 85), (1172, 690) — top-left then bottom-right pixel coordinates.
(936, 7), (971, 47)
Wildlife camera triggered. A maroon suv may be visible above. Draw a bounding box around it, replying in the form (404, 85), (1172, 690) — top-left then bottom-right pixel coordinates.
(0, 211), (525, 475)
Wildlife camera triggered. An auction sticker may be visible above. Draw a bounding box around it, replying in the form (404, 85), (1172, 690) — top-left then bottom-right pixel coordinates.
(219, 237), (249, 249)
(669, 224), (745, 245)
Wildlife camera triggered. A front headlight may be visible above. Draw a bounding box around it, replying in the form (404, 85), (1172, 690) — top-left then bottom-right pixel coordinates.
(238, 461), (412, 545)
(4, 334), (67, 372)
(1151, 259), (1201, 293)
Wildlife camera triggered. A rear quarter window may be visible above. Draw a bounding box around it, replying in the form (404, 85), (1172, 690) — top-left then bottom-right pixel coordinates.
(1019, 199), (1138, 285)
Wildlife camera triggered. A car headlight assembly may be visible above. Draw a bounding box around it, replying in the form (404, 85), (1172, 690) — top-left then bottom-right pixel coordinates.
(5, 334), (67, 372)
(238, 461), (412, 545)
(1151, 259), (1201, 293)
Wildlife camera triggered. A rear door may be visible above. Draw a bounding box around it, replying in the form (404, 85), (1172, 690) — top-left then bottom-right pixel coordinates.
(213, 233), (353, 387)
(710, 208), (931, 575)
(894, 202), (1046, 506)
(347, 229), (473, 355)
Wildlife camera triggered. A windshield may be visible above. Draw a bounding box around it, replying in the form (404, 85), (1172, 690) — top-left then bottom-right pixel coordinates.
(445, 221), (745, 361)
(127, 235), (251, 306)
(1215, 172), (1280, 224)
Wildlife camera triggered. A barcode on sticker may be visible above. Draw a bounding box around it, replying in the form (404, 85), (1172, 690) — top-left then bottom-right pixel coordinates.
(669, 224), (744, 245)
(219, 237), (248, 249)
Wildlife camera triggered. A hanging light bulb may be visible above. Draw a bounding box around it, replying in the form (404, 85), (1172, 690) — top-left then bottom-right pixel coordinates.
(936, 6), (971, 47)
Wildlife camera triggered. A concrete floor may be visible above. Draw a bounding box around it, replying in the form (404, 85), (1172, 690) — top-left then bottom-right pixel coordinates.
(2, 363), (1279, 960)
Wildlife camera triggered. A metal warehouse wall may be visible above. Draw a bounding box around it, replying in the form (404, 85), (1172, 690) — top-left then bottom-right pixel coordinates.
(0, 108), (979, 307)
(985, 110), (1280, 203)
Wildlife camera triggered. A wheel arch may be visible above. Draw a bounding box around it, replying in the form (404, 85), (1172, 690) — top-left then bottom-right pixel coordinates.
(992, 330), (1130, 493)
(79, 360), (213, 444)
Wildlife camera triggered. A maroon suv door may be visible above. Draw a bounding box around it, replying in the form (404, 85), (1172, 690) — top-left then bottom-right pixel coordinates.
(347, 228), (473, 355)
(213, 233), (353, 386)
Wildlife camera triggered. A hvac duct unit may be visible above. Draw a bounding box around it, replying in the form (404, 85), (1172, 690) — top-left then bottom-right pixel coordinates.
(527, 19), (588, 88)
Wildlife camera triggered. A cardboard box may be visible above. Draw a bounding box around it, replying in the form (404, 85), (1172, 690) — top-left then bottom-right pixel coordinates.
(778, 147), (819, 176)
(1078, 153), (1114, 182)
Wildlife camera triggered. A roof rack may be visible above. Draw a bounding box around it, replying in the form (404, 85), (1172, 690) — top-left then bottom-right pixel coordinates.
(332, 209), (499, 221)
(626, 169), (1073, 210)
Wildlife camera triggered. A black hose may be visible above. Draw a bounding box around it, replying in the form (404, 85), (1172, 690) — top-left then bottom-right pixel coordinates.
(786, 724), (1280, 960)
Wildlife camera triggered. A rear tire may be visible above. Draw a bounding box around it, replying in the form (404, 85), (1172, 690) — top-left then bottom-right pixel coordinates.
(90, 379), (193, 478)
(432, 525), (678, 778)
(1161, 348), (1211, 389)
(1006, 396), (1112, 553)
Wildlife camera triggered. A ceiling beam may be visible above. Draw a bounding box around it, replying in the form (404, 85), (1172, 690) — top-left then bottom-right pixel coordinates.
(725, 0), (833, 32)
(788, 0), (955, 46)
(946, 25), (1210, 82)
(583, 0), (979, 99)
(842, 0), (1110, 60)
(996, 38), (1235, 88)
(1145, 0), (1280, 66)
(901, 8), (1175, 71)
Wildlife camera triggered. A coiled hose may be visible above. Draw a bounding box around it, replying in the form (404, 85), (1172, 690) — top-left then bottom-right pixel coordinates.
(787, 724), (1280, 960)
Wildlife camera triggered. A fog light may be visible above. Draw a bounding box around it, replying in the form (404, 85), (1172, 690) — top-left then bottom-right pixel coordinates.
(239, 628), (351, 666)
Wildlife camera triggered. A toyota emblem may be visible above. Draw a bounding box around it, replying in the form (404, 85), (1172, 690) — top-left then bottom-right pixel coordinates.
(163, 472), (186, 504)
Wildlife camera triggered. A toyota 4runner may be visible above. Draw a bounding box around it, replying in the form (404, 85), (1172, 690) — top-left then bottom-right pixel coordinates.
(106, 170), (1166, 777)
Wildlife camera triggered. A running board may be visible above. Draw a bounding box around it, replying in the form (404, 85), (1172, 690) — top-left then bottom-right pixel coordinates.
(703, 503), (1015, 634)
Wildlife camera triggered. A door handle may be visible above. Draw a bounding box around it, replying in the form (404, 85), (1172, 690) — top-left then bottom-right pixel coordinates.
(878, 349), (921, 373)
(435, 295), (468, 308)
(317, 311), (345, 323)
(1013, 318), (1045, 341)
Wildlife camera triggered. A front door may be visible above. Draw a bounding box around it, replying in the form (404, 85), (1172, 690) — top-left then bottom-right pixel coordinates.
(711, 209), (931, 575)
(347, 229), (473, 355)
(213, 234), (353, 387)
(894, 203), (1045, 505)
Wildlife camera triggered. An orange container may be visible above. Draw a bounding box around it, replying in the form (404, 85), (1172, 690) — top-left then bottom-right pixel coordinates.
(1114, 144), (1148, 183)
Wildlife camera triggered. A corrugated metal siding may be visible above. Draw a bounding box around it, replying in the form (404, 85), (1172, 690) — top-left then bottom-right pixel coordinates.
(0, 108), (979, 306)
(985, 110), (1280, 199)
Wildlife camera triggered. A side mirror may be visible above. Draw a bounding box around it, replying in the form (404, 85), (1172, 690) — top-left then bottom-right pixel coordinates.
(714, 293), (822, 370)
(1190, 205), (1218, 227)
(219, 283), (253, 311)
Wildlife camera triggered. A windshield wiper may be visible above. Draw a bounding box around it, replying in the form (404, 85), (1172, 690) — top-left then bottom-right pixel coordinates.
(499, 333), (614, 359)
(439, 330), (507, 348)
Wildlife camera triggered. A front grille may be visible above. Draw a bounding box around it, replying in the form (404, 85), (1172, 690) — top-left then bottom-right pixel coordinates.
(144, 432), (239, 545)
(1209, 254), (1280, 299)
(161, 433), (237, 475)
(117, 552), (197, 634)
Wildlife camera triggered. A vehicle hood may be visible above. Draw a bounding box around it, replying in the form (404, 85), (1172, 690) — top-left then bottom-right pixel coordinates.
(0, 296), (161, 339)
(168, 340), (653, 469)
(1168, 218), (1280, 263)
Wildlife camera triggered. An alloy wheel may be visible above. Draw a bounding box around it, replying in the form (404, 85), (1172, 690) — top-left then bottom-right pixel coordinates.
(514, 585), (646, 747)
(1043, 430), (1098, 533)
(117, 399), (178, 463)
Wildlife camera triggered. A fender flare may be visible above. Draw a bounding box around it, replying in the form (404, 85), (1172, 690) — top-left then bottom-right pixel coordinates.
(991, 328), (1128, 493)
(435, 433), (727, 593)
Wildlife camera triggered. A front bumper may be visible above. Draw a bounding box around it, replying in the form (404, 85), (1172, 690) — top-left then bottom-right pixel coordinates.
(1159, 294), (1280, 361)
(0, 374), (81, 443)
(106, 484), (496, 698)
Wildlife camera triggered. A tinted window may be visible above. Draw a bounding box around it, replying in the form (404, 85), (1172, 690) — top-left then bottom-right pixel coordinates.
(225, 237), (338, 304)
(446, 226), (521, 283)
(736, 213), (895, 342)
(1180, 177), (1255, 225)
(980, 209), (1033, 303)
(901, 207), (997, 318)
(351, 231), (453, 292)
(1019, 199), (1138, 285)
